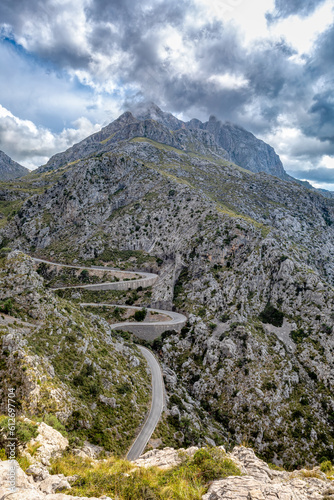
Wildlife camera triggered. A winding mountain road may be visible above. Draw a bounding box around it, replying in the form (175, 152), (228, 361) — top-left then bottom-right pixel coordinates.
(31, 256), (187, 459)
(126, 346), (165, 461)
(80, 303), (186, 339)
(32, 257), (158, 291)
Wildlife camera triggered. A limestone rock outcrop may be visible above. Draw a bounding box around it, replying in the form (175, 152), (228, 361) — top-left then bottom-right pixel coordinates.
(203, 447), (330, 500)
(22, 421), (69, 466)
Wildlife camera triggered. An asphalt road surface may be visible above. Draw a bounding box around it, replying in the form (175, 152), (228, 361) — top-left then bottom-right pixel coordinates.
(126, 346), (165, 461)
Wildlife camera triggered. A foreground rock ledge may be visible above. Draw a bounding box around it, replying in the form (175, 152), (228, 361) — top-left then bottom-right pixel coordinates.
(1, 445), (333, 499)
(135, 446), (334, 500)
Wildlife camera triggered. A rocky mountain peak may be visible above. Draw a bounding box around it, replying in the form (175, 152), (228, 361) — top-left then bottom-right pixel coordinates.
(132, 101), (185, 131)
(38, 102), (297, 186)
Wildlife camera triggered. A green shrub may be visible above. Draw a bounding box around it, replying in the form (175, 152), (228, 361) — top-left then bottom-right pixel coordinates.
(290, 328), (308, 343)
(321, 460), (332, 472)
(0, 247), (11, 257)
(198, 308), (206, 318)
(0, 416), (38, 456)
(134, 308), (146, 322)
(42, 414), (67, 437)
(50, 447), (241, 499)
(173, 268), (189, 305)
(220, 312), (230, 322)
(188, 448), (240, 482)
(0, 298), (13, 315)
(117, 383), (132, 395)
(16, 420), (39, 445)
(80, 270), (90, 283)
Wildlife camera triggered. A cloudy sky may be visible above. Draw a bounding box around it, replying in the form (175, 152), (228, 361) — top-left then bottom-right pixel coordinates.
(0, 0), (334, 189)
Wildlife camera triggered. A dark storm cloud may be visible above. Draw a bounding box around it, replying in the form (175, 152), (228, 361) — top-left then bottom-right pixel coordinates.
(116, 16), (293, 130)
(129, 26), (305, 135)
(297, 23), (334, 143)
(305, 90), (334, 142)
(87, 0), (191, 65)
(290, 167), (334, 183)
(0, 0), (45, 28)
(266, 0), (328, 22)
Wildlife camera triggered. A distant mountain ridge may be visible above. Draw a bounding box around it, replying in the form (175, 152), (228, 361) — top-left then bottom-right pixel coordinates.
(192, 116), (291, 180)
(33, 102), (334, 197)
(0, 150), (29, 180)
(38, 103), (291, 183)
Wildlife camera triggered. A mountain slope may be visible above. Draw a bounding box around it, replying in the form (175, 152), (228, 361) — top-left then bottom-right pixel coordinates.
(0, 251), (151, 456)
(0, 150), (29, 180)
(38, 109), (229, 173)
(1, 112), (334, 467)
(191, 115), (291, 180)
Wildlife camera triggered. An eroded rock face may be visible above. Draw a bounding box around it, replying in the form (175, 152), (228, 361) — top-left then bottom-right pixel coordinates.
(203, 476), (327, 500)
(0, 458), (111, 499)
(196, 116), (290, 180)
(23, 421), (69, 466)
(202, 447), (329, 500)
(38, 103), (294, 183)
(0, 442), (331, 499)
(39, 108), (228, 174)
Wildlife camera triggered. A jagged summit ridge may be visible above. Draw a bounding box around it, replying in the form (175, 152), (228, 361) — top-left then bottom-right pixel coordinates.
(39, 103), (289, 182)
(0, 150), (29, 180)
(38, 107), (229, 172)
(132, 101), (185, 131)
(133, 103), (290, 180)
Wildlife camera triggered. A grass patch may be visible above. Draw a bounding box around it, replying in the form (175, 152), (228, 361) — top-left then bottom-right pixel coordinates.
(50, 447), (241, 499)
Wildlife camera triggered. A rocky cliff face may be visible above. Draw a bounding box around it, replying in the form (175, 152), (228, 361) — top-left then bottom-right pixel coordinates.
(1, 442), (333, 499)
(134, 103), (291, 180)
(39, 109), (228, 173)
(192, 115), (291, 180)
(0, 150), (29, 181)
